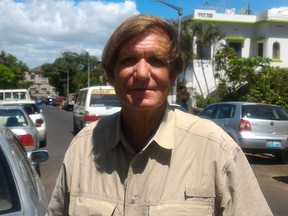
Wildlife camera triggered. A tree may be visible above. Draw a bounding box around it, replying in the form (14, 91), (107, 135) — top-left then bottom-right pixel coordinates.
(0, 65), (15, 88)
(180, 21), (225, 97)
(42, 51), (104, 95)
(214, 46), (288, 109)
(180, 22), (202, 95)
(0, 51), (30, 88)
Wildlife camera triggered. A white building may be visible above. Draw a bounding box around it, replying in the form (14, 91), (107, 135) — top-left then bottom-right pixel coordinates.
(182, 7), (288, 98)
(24, 66), (56, 98)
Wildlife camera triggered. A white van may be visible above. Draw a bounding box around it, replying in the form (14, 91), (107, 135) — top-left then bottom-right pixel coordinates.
(0, 89), (31, 101)
(73, 86), (121, 134)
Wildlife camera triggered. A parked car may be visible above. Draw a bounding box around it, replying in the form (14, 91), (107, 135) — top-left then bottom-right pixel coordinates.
(0, 89), (31, 101)
(0, 105), (41, 173)
(169, 103), (187, 112)
(198, 102), (288, 163)
(62, 99), (75, 111)
(0, 100), (47, 148)
(53, 96), (65, 106)
(0, 125), (49, 215)
(45, 97), (54, 105)
(35, 97), (43, 105)
(73, 86), (121, 134)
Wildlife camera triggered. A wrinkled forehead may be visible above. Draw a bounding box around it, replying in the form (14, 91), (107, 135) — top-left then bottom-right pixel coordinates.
(119, 28), (170, 53)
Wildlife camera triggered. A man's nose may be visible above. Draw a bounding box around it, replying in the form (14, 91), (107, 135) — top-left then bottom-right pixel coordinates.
(133, 59), (150, 80)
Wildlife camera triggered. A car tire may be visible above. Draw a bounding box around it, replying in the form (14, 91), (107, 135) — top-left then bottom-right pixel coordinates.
(73, 119), (79, 135)
(274, 150), (288, 164)
(39, 136), (47, 148)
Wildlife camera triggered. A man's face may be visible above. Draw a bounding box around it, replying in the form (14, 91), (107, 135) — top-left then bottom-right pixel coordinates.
(110, 30), (176, 111)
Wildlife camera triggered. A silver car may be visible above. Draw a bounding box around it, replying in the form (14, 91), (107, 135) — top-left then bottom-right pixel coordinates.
(0, 105), (42, 173)
(0, 100), (47, 148)
(0, 126), (49, 215)
(198, 102), (288, 163)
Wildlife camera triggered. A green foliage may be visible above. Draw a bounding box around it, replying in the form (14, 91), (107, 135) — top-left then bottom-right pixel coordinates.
(196, 94), (220, 108)
(176, 80), (191, 103)
(42, 51), (105, 95)
(0, 65), (15, 88)
(0, 51), (30, 89)
(214, 47), (288, 110)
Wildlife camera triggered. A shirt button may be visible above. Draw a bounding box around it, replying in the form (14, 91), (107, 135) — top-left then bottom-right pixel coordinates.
(130, 197), (136, 204)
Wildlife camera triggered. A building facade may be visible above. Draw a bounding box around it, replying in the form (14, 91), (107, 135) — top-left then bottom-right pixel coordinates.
(24, 66), (56, 99)
(182, 7), (288, 98)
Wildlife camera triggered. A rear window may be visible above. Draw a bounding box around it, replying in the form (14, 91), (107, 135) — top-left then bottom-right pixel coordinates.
(90, 94), (121, 107)
(0, 109), (28, 127)
(242, 105), (288, 120)
(23, 104), (41, 115)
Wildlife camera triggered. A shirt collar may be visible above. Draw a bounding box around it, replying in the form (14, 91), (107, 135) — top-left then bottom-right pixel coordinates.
(99, 104), (175, 152)
(150, 105), (175, 150)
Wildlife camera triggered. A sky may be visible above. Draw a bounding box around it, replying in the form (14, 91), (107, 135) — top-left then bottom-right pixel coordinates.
(1, 0), (287, 69)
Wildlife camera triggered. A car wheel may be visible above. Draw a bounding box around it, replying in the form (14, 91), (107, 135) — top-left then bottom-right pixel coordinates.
(73, 119), (79, 135)
(274, 150), (288, 164)
(39, 136), (47, 148)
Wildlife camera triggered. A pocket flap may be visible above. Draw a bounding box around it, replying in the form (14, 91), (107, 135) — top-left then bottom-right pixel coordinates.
(185, 187), (215, 198)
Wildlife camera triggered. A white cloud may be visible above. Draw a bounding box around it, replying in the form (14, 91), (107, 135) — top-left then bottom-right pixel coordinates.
(0, 0), (139, 69)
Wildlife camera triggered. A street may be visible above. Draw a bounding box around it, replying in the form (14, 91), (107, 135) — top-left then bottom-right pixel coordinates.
(40, 105), (288, 215)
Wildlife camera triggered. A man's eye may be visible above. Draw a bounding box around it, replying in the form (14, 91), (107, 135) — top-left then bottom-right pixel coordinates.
(148, 57), (165, 67)
(120, 57), (137, 66)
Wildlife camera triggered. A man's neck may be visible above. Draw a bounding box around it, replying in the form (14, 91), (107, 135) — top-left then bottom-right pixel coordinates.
(121, 104), (166, 152)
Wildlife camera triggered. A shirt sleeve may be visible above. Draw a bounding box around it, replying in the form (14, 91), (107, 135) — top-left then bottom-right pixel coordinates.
(45, 164), (70, 216)
(219, 146), (273, 215)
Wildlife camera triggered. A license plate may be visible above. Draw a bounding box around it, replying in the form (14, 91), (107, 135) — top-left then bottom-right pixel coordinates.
(266, 140), (281, 148)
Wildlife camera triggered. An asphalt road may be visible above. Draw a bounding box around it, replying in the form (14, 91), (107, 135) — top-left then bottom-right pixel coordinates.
(39, 105), (288, 215)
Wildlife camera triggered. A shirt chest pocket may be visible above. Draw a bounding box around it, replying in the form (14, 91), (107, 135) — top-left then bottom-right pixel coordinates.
(70, 197), (118, 216)
(149, 188), (215, 216)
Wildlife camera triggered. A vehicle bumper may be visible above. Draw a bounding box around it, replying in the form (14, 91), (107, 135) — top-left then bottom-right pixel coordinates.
(239, 133), (288, 152)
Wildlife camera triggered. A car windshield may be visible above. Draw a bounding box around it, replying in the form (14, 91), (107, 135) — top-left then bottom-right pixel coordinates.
(242, 105), (288, 120)
(23, 104), (41, 115)
(90, 94), (121, 107)
(0, 109), (28, 127)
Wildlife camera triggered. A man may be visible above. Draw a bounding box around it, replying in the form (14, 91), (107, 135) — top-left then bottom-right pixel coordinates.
(46, 14), (272, 215)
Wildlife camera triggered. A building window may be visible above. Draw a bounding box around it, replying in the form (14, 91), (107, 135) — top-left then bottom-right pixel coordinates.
(41, 88), (47, 93)
(258, 43), (263, 57)
(30, 74), (35, 80)
(228, 41), (242, 57)
(30, 88), (36, 94)
(272, 42), (280, 59)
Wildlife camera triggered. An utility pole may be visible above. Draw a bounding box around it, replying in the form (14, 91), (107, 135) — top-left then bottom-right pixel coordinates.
(155, 0), (182, 41)
(155, 0), (183, 104)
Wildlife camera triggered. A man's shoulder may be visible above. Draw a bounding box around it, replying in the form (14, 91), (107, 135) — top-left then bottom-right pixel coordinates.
(173, 110), (237, 150)
(173, 109), (218, 133)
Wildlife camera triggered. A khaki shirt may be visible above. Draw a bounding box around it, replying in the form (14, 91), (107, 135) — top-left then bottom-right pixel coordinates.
(47, 107), (272, 216)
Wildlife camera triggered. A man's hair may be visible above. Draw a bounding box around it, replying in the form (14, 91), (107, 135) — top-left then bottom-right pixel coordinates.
(102, 14), (183, 80)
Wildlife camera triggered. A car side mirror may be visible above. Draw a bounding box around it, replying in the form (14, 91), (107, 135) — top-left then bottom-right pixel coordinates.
(29, 150), (49, 163)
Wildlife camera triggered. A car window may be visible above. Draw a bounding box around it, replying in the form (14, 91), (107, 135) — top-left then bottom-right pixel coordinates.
(0, 109), (28, 127)
(199, 104), (219, 119)
(81, 90), (87, 106)
(242, 105), (288, 120)
(0, 147), (21, 213)
(23, 104), (41, 115)
(216, 104), (235, 119)
(90, 94), (121, 107)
